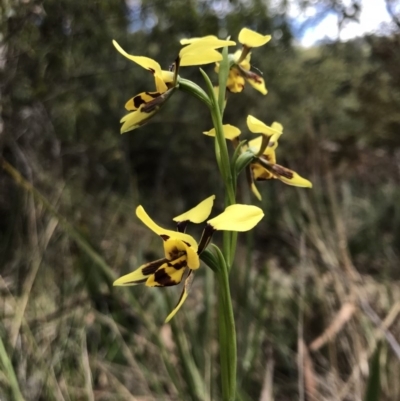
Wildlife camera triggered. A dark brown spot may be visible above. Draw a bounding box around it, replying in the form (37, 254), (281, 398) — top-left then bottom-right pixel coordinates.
(271, 164), (294, 179)
(171, 260), (187, 270)
(154, 268), (178, 286)
(160, 234), (169, 241)
(142, 258), (168, 275)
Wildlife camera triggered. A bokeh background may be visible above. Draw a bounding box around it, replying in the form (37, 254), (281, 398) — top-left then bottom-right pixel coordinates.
(1, 0), (400, 400)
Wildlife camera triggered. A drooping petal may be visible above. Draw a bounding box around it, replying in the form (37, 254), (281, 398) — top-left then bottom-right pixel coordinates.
(251, 182), (262, 201)
(238, 28), (271, 48)
(173, 195), (216, 224)
(113, 40), (163, 75)
(164, 270), (194, 323)
(245, 72), (268, 95)
(203, 125), (241, 141)
(120, 88), (175, 133)
(271, 165), (313, 188)
(136, 206), (198, 250)
(120, 106), (159, 133)
(247, 115), (282, 136)
(113, 257), (168, 286)
(208, 204), (264, 232)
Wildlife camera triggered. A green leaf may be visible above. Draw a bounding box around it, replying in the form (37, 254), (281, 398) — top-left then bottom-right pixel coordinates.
(218, 46), (230, 114)
(234, 150), (255, 176)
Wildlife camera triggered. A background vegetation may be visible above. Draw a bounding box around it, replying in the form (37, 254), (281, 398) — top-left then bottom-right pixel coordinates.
(1, 0), (399, 400)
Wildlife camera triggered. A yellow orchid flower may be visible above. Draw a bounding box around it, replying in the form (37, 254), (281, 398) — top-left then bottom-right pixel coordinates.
(114, 195), (264, 322)
(113, 38), (236, 134)
(246, 115), (312, 200)
(216, 27), (271, 95)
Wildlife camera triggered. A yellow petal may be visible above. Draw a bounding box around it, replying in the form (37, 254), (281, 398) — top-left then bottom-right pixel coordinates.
(112, 40), (163, 76)
(180, 49), (223, 66)
(248, 136), (263, 153)
(185, 245), (200, 269)
(125, 92), (161, 111)
(173, 195), (215, 224)
(146, 259), (187, 287)
(203, 125), (241, 140)
(120, 106), (158, 133)
(161, 70), (174, 84)
(245, 74), (268, 95)
(226, 68), (245, 93)
(272, 166), (313, 188)
(208, 204), (264, 232)
(180, 39), (236, 66)
(113, 258), (167, 286)
(163, 238), (200, 269)
(238, 28), (271, 47)
(164, 271), (194, 323)
(251, 164), (274, 180)
(247, 115), (282, 136)
(180, 38), (236, 55)
(136, 206), (198, 250)
(238, 52), (251, 70)
(180, 35), (219, 45)
(251, 182), (262, 201)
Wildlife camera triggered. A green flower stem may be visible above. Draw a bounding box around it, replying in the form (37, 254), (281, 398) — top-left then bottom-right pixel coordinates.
(212, 245), (237, 401)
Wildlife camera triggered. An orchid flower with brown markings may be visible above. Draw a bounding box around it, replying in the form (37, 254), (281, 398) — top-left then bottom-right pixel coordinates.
(113, 195), (264, 322)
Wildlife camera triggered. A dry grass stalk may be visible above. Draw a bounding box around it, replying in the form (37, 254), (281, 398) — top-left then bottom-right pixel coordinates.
(309, 302), (357, 351)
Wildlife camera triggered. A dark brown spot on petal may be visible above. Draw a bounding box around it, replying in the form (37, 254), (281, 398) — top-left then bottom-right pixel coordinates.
(154, 268), (179, 286)
(142, 258), (168, 275)
(160, 234), (169, 241)
(171, 260), (187, 270)
(271, 164), (294, 179)
(168, 246), (185, 260)
(149, 68), (155, 74)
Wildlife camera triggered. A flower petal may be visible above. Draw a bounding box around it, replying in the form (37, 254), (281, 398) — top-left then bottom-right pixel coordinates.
(208, 204), (264, 232)
(180, 49), (223, 66)
(136, 206), (198, 250)
(180, 39), (236, 66)
(120, 106), (158, 133)
(163, 238), (200, 270)
(203, 125), (241, 140)
(120, 88), (175, 133)
(125, 92), (161, 111)
(271, 165), (313, 188)
(251, 163), (274, 180)
(251, 182), (262, 200)
(113, 40), (163, 75)
(247, 115), (282, 136)
(146, 258), (187, 287)
(245, 72), (268, 95)
(173, 195), (215, 224)
(226, 68), (245, 93)
(113, 257), (168, 286)
(180, 35), (219, 45)
(238, 28), (271, 48)
(164, 270), (194, 323)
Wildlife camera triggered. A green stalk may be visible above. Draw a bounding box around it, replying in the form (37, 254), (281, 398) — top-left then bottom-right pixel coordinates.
(0, 336), (25, 401)
(211, 245), (237, 401)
